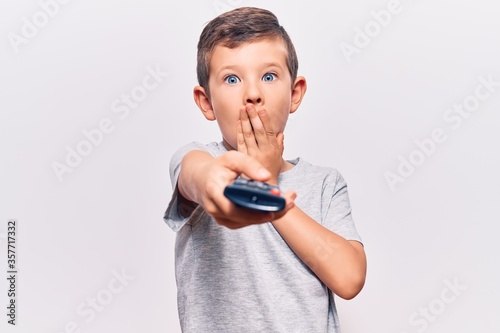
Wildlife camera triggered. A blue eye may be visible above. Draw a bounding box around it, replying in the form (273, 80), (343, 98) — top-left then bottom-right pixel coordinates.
(224, 75), (240, 85)
(262, 73), (276, 82)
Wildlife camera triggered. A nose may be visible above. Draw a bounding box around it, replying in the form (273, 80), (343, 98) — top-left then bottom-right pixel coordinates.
(244, 81), (263, 105)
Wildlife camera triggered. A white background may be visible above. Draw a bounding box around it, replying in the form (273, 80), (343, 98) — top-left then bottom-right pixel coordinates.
(1, 0), (499, 332)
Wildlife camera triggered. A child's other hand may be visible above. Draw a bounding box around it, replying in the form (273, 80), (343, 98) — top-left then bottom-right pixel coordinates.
(237, 104), (284, 185)
(200, 151), (295, 229)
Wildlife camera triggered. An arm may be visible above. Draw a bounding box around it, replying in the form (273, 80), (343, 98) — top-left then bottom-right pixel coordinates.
(176, 149), (296, 229)
(272, 207), (366, 299)
(237, 104), (366, 298)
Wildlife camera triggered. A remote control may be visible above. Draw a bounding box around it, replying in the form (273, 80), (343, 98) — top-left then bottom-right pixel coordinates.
(223, 178), (286, 212)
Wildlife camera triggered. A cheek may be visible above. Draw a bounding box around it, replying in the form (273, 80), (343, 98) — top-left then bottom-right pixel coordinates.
(212, 107), (239, 147)
(218, 118), (237, 137)
(272, 108), (291, 133)
(269, 92), (292, 130)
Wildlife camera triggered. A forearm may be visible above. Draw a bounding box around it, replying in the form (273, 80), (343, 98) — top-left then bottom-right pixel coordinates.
(272, 206), (366, 299)
(177, 150), (214, 204)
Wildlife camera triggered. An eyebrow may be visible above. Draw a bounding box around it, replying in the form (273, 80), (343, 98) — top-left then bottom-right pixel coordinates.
(216, 63), (284, 75)
(261, 62), (284, 70)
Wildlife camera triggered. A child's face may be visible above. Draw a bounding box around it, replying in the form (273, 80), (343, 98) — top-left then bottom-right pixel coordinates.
(199, 38), (303, 149)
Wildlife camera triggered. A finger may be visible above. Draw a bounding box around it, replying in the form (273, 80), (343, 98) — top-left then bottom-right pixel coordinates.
(245, 104), (268, 146)
(236, 120), (248, 154)
(240, 107), (258, 152)
(255, 108), (281, 151)
(212, 201), (273, 226)
(229, 207), (273, 225)
(283, 190), (297, 208)
(221, 150), (270, 182)
(256, 108), (277, 140)
(277, 132), (284, 154)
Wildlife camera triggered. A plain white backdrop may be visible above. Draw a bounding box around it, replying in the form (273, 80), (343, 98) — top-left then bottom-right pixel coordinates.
(1, 0), (499, 332)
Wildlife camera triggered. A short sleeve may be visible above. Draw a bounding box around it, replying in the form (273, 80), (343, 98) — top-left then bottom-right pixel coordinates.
(163, 142), (211, 232)
(322, 170), (362, 244)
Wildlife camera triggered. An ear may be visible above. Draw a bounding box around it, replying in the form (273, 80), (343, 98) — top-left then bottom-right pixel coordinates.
(193, 86), (216, 121)
(290, 76), (307, 114)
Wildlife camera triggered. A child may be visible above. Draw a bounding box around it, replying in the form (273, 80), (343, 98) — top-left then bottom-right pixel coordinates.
(164, 7), (366, 332)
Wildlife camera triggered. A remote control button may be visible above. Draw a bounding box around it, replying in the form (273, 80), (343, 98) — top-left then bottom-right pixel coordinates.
(269, 188), (281, 196)
(256, 182), (268, 189)
(236, 178), (248, 184)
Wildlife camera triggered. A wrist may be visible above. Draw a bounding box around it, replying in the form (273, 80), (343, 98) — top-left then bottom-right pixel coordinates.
(271, 204), (297, 225)
(268, 159), (288, 185)
(268, 177), (279, 185)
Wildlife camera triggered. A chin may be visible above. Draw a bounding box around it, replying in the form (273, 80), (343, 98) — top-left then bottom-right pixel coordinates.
(222, 138), (236, 151)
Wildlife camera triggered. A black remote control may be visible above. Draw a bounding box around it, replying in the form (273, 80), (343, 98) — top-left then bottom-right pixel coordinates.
(223, 178), (286, 212)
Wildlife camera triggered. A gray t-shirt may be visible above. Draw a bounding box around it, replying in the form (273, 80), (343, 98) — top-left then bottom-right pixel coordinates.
(164, 141), (362, 333)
